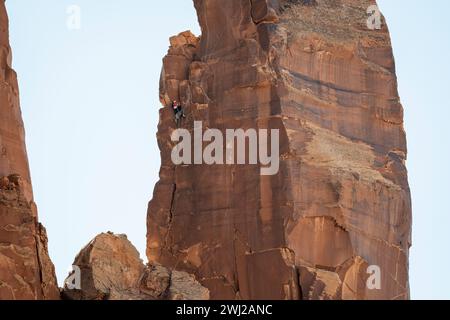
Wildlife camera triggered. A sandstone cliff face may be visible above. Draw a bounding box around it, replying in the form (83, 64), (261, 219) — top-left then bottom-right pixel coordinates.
(0, 1), (59, 300)
(148, 0), (411, 300)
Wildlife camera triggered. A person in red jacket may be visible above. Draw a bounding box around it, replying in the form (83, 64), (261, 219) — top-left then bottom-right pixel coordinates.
(172, 100), (186, 126)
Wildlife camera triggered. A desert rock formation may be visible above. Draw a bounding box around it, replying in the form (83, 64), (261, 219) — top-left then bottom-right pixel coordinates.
(148, 0), (411, 300)
(62, 232), (209, 300)
(0, 0), (411, 301)
(0, 1), (59, 300)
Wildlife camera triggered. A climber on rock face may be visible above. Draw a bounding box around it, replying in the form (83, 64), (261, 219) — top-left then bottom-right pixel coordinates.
(172, 100), (186, 127)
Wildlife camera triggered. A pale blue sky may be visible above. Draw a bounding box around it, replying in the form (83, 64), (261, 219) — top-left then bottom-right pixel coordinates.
(5, 0), (450, 299)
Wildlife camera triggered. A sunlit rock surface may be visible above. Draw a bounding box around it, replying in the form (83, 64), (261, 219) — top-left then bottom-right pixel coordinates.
(147, 0), (411, 300)
(62, 232), (209, 300)
(0, 1), (59, 300)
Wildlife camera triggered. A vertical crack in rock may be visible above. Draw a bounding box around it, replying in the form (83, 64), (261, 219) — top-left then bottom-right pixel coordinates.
(0, 2), (59, 300)
(161, 182), (177, 259)
(148, 0), (411, 300)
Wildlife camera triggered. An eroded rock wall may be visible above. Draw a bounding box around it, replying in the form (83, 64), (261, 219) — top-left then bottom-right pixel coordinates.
(62, 232), (209, 300)
(148, 0), (411, 300)
(0, 1), (59, 300)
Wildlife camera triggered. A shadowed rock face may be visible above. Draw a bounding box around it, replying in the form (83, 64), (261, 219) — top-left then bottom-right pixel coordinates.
(148, 0), (411, 300)
(0, 1), (59, 300)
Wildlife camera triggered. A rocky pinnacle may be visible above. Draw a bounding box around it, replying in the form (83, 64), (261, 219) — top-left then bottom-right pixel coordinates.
(147, 0), (411, 300)
(0, 1), (59, 300)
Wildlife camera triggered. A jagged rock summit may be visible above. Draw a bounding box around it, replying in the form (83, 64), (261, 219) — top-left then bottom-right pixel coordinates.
(148, 0), (411, 300)
(62, 232), (209, 300)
